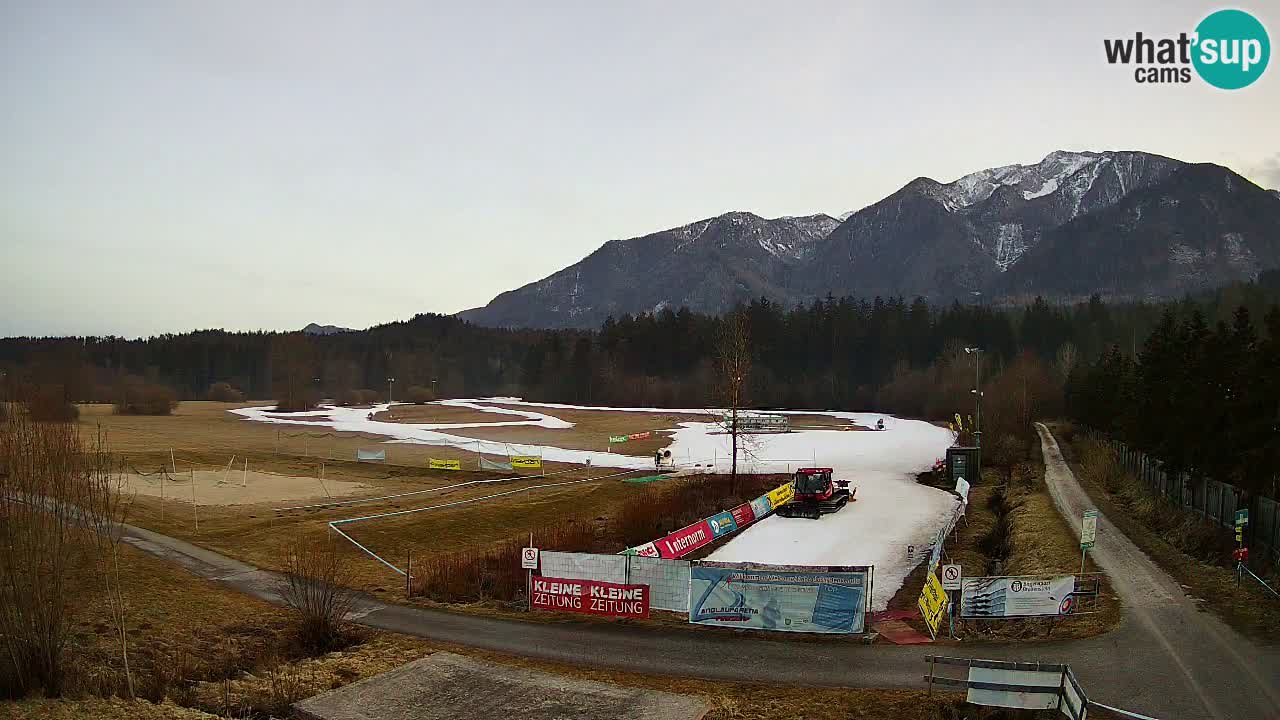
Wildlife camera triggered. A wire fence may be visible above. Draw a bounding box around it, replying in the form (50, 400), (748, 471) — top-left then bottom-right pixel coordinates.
(1108, 440), (1279, 565)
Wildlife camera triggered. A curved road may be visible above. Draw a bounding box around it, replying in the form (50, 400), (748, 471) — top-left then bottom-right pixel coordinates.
(119, 426), (1280, 719)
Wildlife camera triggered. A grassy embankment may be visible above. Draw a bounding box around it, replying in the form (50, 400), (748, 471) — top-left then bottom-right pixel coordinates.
(1054, 423), (1280, 643)
(889, 436), (1121, 642)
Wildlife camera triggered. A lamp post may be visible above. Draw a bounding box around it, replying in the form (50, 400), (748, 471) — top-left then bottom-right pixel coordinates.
(964, 347), (983, 447)
(386, 377), (395, 405)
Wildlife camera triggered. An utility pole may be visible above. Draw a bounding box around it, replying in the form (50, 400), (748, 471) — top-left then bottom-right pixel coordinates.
(386, 376), (395, 405)
(964, 347), (984, 447)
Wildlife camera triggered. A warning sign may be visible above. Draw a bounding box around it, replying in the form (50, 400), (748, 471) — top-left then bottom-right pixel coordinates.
(520, 547), (539, 570)
(942, 564), (962, 591)
(917, 571), (949, 638)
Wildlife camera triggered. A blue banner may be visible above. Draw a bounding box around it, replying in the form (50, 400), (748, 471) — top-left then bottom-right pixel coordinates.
(689, 562), (868, 634)
(749, 495), (772, 519)
(706, 510), (737, 537)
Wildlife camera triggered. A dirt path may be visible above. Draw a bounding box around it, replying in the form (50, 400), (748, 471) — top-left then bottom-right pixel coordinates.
(1035, 423), (1280, 720)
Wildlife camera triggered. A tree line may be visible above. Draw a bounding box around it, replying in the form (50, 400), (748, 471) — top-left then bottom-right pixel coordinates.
(1066, 301), (1280, 497)
(2, 272), (1278, 479)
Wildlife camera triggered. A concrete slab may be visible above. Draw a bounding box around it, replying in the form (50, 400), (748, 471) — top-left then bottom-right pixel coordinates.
(293, 652), (710, 720)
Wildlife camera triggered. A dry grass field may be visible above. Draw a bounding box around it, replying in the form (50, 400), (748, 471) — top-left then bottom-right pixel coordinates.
(886, 458), (1121, 642)
(1, 541), (984, 720)
(77, 402), (666, 593)
(78, 402), (574, 472)
(370, 403), (516, 425)
(433, 402), (708, 455)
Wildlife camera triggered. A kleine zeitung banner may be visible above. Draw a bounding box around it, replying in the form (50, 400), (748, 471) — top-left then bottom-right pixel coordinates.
(531, 576), (650, 618)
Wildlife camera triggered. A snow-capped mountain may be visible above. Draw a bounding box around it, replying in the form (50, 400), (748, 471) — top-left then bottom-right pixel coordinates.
(460, 151), (1280, 328)
(803, 151), (1184, 301)
(459, 212), (837, 328)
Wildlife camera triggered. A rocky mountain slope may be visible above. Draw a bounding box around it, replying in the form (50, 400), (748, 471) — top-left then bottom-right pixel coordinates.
(460, 151), (1280, 328)
(461, 212), (837, 328)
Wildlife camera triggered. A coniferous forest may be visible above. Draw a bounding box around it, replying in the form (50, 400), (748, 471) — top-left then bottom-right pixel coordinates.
(2, 271), (1278, 495)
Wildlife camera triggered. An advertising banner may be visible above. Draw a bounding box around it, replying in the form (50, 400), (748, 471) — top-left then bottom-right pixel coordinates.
(511, 455), (542, 470)
(627, 431), (652, 440)
(766, 482), (795, 509)
(689, 562), (867, 633)
(655, 520), (714, 558)
(531, 576), (649, 619)
(620, 541), (660, 558)
(608, 435), (627, 444)
(960, 576), (1077, 618)
(749, 495), (773, 519)
(729, 503), (756, 528)
(428, 458), (461, 471)
(917, 571), (949, 638)
(356, 449), (386, 462)
(707, 511), (738, 538)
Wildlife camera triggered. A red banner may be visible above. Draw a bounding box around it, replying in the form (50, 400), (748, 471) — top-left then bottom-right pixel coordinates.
(656, 519), (714, 558)
(627, 431), (652, 440)
(530, 577), (649, 618)
(729, 502), (756, 528)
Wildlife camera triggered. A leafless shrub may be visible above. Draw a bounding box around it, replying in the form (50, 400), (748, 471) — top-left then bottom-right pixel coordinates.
(206, 382), (245, 403)
(278, 535), (358, 653)
(414, 473), (783, 603)
(0, 413), (125, 699)
(21, 384), (79, 422)
(114, 382), (178, 416)
(404, 385), (434, 404)
(414, 522), (595, 603)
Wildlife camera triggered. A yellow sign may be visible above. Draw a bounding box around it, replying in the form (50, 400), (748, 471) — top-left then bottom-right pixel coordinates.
(917, 571), (949, 638)
(766, 482), (794, 508)
(511, 455), (542, 470)
(428, 458), (461, 471)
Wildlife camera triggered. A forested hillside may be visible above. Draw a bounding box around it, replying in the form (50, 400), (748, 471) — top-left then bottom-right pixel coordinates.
(3, 272), (1278, 493)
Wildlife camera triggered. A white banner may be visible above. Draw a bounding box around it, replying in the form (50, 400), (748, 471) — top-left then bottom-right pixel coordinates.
(356, 448), (386, 462)
(960, 576), (1077, 618)
(480, 457), (513, 471)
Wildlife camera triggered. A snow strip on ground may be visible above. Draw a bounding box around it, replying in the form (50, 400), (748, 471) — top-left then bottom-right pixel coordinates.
(232, 399), (957, 609)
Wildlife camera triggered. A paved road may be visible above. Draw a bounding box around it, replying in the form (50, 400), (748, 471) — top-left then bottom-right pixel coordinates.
(118, 427), (1280, 719)
(1034, 423), (1280, 720)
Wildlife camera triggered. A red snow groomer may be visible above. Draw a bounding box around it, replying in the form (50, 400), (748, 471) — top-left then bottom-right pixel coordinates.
(775, 467), (856, 519)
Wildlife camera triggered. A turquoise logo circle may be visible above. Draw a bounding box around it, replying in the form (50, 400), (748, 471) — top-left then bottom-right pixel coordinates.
(1192, 9), (1270, 89)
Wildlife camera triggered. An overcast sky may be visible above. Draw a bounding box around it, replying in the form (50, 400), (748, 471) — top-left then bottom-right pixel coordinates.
(3, 1), (1277, 337)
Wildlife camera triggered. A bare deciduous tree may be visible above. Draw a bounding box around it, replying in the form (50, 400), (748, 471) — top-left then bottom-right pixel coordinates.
(278, 534), (358, 653)
(716, 310), (753, 493)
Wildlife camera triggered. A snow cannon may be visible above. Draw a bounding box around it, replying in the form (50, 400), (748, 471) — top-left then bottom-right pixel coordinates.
(775, 468), (855, 519)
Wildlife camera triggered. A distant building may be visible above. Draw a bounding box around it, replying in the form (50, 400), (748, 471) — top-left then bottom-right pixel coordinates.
(722, 411), (789, 434)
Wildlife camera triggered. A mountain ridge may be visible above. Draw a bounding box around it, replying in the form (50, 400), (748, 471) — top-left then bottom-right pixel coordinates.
(459, 150), (1280, 329)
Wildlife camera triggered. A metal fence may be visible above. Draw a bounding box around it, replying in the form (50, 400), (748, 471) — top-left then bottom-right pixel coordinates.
(1109, 440), (1279, 564)
(539, 551), (690, 613)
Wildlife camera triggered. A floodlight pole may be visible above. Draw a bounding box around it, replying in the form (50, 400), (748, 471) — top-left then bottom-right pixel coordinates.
(387, 376), (395, 405)
(965, 347), (983, 447)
